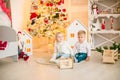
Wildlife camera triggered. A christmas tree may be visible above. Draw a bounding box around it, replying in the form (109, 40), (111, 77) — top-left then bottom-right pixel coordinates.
(27, 0), (68, 38)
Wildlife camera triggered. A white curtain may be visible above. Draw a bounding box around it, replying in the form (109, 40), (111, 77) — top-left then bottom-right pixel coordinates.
(0, 6), (11, 27)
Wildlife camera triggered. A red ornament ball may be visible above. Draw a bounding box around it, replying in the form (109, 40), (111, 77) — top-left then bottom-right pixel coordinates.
(57, 2), (61, 5)
(62, 9), (66, 12)
(28, 28), (32, 32)
(49, 3), (53, 7)
(44, 19), (48, 23)
(40, 1), (43, 4)
(63, 17), (67, 20)
(46, 3), (49, 6)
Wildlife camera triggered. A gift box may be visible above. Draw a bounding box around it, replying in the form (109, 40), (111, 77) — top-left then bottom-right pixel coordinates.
(118, 54), (120, 59)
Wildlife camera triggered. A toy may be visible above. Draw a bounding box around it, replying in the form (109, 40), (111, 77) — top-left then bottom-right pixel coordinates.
(17, 31), (29, 61)
(110, 17), (114, 30)
(91, 18), (101, 31)
(30, 12), (38, 20)
(18, 51), (29, 61)
(101, 18), (105, 30)
(18, 31), (24, 52)
(92, 3), (99, 15)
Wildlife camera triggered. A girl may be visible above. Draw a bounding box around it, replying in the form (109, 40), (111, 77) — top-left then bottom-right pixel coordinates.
(50, 32), (73, 63)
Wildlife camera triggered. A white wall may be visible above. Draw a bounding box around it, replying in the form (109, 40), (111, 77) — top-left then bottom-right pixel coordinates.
(10, 0), (31, 32)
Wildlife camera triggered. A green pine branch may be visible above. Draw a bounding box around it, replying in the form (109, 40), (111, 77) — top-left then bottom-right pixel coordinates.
(96, 42), (120, 54)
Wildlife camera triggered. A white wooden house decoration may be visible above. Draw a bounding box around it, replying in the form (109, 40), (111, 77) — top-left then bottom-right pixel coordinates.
(22, 30), (33, 56)
(66, 19), (87, 49)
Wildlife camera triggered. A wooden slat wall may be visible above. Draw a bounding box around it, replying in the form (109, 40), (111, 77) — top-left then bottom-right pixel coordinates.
(64, 0), (88, 27)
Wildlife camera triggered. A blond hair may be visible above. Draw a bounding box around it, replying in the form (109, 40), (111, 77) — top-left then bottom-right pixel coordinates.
(55, 32), (64, 41)
(78, 30), (86, 36)
(55, 32), (63, 37)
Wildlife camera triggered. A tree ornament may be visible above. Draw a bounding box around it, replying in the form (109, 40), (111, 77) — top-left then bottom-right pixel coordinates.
(60, 0), (64, 4)
(49, 3), (53, 7)
(55, 7), (59, 12)
(63, 17), (67, 20)
(30, 12), (38, 20)
(57, 1), (61, 5)
(44, 18), (48, 23)
(46, 3), (49, 6)
(53, 13), (59, 18)
(28, 28), (32, 32)
(40, 0), (44, 4)
(62, 9), (66, 12)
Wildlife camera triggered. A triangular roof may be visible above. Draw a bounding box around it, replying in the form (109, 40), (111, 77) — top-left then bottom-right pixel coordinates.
(66, 19), (87, 48)
(67, 19), (87, 31)
(22, 30), (33, 39)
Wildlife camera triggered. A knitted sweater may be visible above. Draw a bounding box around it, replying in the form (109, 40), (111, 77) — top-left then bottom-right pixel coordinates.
(74, 41), (91, 56)
(54, 41), (73, 55)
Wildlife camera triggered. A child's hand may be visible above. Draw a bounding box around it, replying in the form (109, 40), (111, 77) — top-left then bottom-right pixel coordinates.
(86, 57), (90, 61)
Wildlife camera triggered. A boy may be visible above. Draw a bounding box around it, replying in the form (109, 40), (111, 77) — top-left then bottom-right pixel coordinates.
(74, 30), (91, 63)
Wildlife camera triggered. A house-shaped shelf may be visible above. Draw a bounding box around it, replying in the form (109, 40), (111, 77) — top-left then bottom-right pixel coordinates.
(22, 30), (33, 56)
(66, 19), (87, 49)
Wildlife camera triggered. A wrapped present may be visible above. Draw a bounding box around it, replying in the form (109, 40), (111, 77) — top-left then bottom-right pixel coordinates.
(58, 57), (73, 69)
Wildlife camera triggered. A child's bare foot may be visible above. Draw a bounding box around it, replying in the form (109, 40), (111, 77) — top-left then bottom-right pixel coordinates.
(49, 58), (56, 63)
(86, 57), (90, 61)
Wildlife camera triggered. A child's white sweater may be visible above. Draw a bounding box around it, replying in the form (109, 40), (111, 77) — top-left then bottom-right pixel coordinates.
(50, 41), (73, 60)
(54, 41), (73, 55)
(74, 41), (91, 56)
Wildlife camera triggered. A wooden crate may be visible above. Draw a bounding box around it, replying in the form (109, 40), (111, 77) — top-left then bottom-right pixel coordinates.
(102, 50), (118, 63)
(58, 57), (73, 69)
(118, 54), (120, 59)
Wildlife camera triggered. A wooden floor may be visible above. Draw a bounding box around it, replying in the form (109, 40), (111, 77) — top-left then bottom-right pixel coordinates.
(0, 46), (120, 80)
